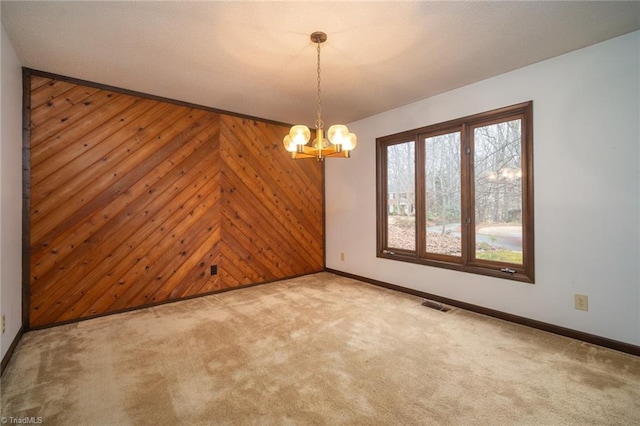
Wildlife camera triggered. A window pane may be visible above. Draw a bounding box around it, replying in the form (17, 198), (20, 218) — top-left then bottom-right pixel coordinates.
(387, 141), (415, 250)
(473, 119), (523, 264)
(424, 132), (461, 256)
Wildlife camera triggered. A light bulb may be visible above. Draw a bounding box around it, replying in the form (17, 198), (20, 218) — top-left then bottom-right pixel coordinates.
(289, 125), (311, 145)
(283, 135), (297, 152)
(342, 133), (358, 151)
(327, 125), (349, 145)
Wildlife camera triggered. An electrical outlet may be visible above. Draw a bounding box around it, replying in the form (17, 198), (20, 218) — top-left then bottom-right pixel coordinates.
(574, 294), (588, 311)
(340, 252), (345, 261)
(2, 314), (5, 334)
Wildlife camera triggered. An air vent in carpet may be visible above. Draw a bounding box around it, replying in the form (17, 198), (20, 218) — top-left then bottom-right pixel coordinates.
(421, 299), (452, 312)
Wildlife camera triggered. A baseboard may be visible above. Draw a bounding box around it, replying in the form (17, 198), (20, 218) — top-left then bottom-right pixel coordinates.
(325, 268), (640, 357)
(27, 271), (317, 331)
(1, 326), (24, 376)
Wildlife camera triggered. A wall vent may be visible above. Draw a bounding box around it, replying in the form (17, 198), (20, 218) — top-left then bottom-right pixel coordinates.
(421, 299), (452, 312)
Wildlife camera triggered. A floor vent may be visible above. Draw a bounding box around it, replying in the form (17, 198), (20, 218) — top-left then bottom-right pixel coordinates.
(421, 299), (452, 312)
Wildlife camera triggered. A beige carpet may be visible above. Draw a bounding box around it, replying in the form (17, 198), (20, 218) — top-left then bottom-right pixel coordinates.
(2, 272), (639, 425)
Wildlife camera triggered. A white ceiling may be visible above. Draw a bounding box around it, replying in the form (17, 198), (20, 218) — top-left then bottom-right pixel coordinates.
(2, 1), (639, 127)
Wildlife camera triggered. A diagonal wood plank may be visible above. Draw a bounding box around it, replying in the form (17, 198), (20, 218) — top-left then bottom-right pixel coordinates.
(27, 73), (325, 328)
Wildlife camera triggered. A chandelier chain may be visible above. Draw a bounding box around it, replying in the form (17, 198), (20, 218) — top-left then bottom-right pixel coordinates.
(315, 40), (324, 130)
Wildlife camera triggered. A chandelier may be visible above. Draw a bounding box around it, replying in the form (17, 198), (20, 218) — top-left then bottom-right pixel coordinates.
(283, 31), (357, 160)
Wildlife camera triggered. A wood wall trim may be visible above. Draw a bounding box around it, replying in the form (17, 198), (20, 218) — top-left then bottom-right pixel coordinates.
(26, 271), (314, 332)
(22, 69), (32, 329)
(23, 68), (293, 128)
(325, 268), (640, 357)
(3, 268), (311, 374)
(0, 327), (23, 377)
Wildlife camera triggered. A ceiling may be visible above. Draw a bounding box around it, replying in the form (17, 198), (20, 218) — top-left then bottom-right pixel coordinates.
(2, 1), (639, 128)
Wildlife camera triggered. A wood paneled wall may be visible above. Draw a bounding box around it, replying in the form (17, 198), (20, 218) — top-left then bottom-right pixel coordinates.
(26, 71), (324, 328)
(219, 116), (323, 287)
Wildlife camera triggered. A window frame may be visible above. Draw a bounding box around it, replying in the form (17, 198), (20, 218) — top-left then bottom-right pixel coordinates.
(376, 101), (534, 283)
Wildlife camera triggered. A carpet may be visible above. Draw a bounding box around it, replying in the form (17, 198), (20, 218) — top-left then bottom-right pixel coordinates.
(2, 272), (639, 425)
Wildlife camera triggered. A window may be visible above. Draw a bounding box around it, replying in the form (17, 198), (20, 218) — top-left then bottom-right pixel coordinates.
(377, 102), (534, 282)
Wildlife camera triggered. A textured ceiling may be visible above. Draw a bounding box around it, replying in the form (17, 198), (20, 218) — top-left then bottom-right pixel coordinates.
(2, 1), (639, 127)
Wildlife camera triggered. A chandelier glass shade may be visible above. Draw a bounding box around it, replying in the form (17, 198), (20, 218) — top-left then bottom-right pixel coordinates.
(283, 32), (357, 160)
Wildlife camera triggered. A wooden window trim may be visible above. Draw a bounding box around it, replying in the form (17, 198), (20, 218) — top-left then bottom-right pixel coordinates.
(376, 101), (534, 283)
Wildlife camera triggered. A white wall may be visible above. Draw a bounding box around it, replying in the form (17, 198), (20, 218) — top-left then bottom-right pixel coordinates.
(1, 23), (24, 360)
(326, 31), (640, 345)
